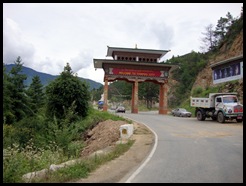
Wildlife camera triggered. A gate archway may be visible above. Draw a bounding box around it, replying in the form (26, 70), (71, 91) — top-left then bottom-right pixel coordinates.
(93, 46), (178, 114)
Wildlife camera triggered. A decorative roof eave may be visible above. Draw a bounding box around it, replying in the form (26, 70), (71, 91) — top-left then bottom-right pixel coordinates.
(106, 46), (170, 59)
(93, 59), (179, 72)
(209, 54), (243, 69)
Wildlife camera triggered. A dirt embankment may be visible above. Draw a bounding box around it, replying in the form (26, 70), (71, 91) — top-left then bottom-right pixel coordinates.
(70, 119), (155, 183)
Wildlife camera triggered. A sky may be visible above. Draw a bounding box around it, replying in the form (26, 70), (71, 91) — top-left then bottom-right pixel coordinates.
(3, 3), (243, 84)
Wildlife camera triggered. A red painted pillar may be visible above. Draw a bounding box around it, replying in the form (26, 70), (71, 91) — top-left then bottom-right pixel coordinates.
(159, 82), (168, 114)
(131, 82), (134, 112)
(131, 79), (138, 113)
(103, 77), (108, 111)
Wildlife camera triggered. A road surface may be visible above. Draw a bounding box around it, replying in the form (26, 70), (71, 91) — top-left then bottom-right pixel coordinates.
(118, 111), (243, 183)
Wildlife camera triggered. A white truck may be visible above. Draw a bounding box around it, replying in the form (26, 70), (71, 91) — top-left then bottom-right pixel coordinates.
(190, 93), (243, 123)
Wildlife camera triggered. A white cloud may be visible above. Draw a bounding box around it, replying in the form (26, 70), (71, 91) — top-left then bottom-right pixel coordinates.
(3, 3), (243, 84)
(69, 50), (94, 73)
(3, 17), (35, 65)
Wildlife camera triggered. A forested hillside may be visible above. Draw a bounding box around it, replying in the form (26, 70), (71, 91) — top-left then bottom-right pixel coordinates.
(5, 64), (102, 90)
(191, 13), (243, 103)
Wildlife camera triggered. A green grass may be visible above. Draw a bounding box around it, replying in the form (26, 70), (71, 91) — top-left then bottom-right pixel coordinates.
(30, 140), (135, 183)
(3, 108), (133, 183)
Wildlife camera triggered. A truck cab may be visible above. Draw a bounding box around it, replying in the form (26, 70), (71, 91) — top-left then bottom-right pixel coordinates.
(214, 94), (243, 122)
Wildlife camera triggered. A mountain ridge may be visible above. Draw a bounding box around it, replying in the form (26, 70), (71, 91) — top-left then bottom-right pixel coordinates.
(5, 64), (103, 90)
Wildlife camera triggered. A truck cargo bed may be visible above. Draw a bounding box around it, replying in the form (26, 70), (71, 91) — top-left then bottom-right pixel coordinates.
(190, 97), (211, 108)
(190, 93), (238, 108)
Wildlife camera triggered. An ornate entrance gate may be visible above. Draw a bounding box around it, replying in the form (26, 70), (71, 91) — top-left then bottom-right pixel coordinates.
(93, 46), (178, 114)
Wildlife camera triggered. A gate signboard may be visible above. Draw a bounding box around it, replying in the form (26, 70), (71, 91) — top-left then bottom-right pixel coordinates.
(109, 68), (168, 77)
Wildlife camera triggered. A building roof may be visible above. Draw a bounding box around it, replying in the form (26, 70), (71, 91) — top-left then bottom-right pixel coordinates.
(93, 59), (179, 72)
(106, 46), (170, 59)
(210, 54), (243, 69)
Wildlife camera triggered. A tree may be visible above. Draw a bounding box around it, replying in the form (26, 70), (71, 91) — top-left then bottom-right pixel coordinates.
(91, 85), (104, 103)
(214, 17), (228, 42)
(5, 57), (31, 122)
(26, 75), (45, 114)
(200, 24), (216, 52)
(3, 63), (15, 124)
(108, 81), (132, 101)
(45, 62), (90, 121)
(213, 12), (235, 47)
(200, 11), (238, 53)
(165, 52), (208, 107)
(225, 12), (235, 29)
(139, 82), (159, 109)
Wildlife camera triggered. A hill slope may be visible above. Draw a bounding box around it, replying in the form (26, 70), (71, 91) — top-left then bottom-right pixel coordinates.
(191, 30), (243, 103)
(5, 64), (103, 90)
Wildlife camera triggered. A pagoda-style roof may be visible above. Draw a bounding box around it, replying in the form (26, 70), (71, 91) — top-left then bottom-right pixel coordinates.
(93, 58), (178, 72)
(106, 46), (170, 59)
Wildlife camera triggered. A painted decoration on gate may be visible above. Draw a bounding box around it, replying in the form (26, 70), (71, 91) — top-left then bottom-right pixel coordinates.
(109, 68), (168, 77)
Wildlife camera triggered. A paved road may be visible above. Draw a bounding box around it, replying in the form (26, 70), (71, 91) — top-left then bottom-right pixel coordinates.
(117, 111), (243, 183)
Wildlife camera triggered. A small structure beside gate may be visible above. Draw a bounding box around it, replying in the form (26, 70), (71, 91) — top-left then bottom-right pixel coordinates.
(93, 45), (178, 114)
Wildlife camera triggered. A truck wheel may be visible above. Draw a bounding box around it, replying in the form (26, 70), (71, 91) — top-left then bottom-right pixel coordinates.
(197, 110), (205, 121)
(236, 119), (243, 123)
(217, 112), (225, 123)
